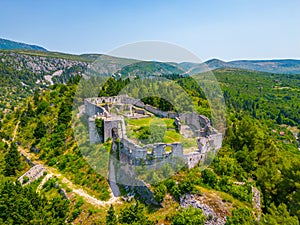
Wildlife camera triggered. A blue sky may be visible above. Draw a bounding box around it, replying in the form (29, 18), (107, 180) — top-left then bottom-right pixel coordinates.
(1, 0), (300, 61)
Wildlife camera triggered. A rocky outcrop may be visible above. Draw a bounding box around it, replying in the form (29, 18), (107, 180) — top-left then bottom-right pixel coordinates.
(180, 194), (227, 225)
(0, 52), (88, 74)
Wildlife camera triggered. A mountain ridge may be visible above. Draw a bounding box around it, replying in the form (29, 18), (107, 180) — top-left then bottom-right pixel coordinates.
(0, 38), (47, 51)
(184, 58), (300, 75)
(1, 37), (300, 74)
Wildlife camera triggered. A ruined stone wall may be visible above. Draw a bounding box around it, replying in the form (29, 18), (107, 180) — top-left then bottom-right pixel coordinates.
(84, 98), (105, 117)
(18, 164), (46, 186)
(196, 133), (222, 155)
(103, 119), (123, 141)
(175, 117), (181, 131)
(184, 152), (205, 169)
(133, 100), (145, 108)
(209, 133), (223, 150)
(180, 112), (203, 131)
(199, 115), (211, 127)
(178, 113), (217, 138)
(86, 95), (178, 119)
(118, 133), (215, 170)
(120, 137), (185, 166)
(141, 104), (177, 118)
(121, 138), (147, 161)
(120, 95), (139, 105)
(121, 95), (177, 118)
(96, 96), (122, 104)
(152, 143), (165, 158)
(85, 96), (222, 171)
(197, 137), (209, 154)
(134, 108), (146, 115)
(169, 142), (184, 157)
(88, 118), (101, 143)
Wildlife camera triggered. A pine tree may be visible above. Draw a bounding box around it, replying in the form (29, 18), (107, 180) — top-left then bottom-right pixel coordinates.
(27, 102), (34, 118)
(33, 90), (40, 106)
(153, 183), (167, 203)
(106, 204), (118, 225)
(4, 142), (21, 176)
(119, 201), (154, 225)
(34, 120), (47, 140)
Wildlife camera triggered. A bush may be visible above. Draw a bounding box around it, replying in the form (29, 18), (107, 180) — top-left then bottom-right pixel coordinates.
(178, 179), (194, 194)
(225, 207), (255, 225)
(171, 206), (206, 225)
(69, 208), (82, 222)
(75, 198), (84, 208)
(22, 176), (29, 184)
(48, 157), (57, 166)
(201, 169), (218, 188)
(153, 184), (167, 203)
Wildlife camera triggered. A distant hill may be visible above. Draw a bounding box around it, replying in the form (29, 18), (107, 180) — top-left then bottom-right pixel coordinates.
(228, 59), (300, 74)
(179, 59), (228, 74)
(0, 38), (47, 51)
(2, 37), (300, 74)
(182, 58), (300, 75)
(114, 61), (184, 78)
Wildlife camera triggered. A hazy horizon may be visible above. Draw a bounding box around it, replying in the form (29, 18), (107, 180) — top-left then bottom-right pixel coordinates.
(3, 36), (300, 63)
(1, 0), (299, 62)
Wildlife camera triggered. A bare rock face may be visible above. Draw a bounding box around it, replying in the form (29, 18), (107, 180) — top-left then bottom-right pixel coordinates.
(180, 194), (227, 225)
(0, 52), (88, 74)
(0, 52), (88, 85)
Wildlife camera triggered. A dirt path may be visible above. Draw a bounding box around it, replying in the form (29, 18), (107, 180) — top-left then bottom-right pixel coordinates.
(20, 146), (121, 207)
(60, 175), (120, 206)
(20, 145), (121, 207)
(12, 121), (20, 140)
(10, 121), (121, 207)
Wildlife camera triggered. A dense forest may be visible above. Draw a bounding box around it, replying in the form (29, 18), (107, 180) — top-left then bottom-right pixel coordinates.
(0, 65), (299, 224)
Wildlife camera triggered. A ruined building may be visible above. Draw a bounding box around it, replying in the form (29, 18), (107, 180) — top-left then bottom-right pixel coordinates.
(84, 95), (222, 169)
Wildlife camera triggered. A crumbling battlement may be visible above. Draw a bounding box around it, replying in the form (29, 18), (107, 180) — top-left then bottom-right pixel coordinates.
(176, 112), (216, 137)
(197, 133), (222, 154)
(84, 98), (105, 117)
(85, 95), (177, 118)
(119, 138), (184, 166)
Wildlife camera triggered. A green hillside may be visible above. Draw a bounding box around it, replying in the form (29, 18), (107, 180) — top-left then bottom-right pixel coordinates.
(0, 67), (299, 224)
(114, 61), (185, 78)
(0, 42), (299, 224)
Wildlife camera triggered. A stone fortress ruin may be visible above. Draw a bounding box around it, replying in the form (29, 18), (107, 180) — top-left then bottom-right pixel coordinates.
(84, 95), (222, 170)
